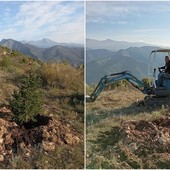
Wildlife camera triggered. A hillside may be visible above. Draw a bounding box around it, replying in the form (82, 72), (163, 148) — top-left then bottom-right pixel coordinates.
(0, 39), (84, 66)
(86, 86), (170, 169)
(0, 46), (84, 168)
(87, 46), (164, 84)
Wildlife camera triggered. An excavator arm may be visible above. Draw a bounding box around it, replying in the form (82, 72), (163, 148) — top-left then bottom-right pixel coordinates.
(86, 71), (151, 102)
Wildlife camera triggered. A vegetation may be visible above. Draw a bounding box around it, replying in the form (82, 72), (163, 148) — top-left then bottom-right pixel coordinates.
(9, 71), (43, 125)
(39, 62), (83, 92)
(141, 77), (152, 87)
(0, 56), (12, 70)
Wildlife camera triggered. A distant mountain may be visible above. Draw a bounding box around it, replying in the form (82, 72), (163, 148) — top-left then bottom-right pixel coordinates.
(21, 38), (83, 48)
(87, 38), (158, 51)
(87, 49), (114, 63)
(0, 39), (84, 66)
(0, 39), (38, 59)
(87, 46), (164, 84)
(42, 45), (84, 65)
(21, 38), (58, 48)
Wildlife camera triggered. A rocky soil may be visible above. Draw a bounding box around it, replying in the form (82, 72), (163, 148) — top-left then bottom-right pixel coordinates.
(95, 116), (170, 169)
(0, 107), (82, 166)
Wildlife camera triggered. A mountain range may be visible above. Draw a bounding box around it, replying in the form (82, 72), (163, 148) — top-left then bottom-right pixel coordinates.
(0, 39), (84, 66)
(21, 38), (83, 48)
(87, 38), (158, 51)
(86, 39), (166, 84)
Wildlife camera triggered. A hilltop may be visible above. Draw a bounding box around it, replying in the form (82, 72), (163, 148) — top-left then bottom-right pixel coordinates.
(0, 46), (84, 168)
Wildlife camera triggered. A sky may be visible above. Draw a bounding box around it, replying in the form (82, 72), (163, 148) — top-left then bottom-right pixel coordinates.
(0, 1), (84, 43)
(86, 1), (170, 47)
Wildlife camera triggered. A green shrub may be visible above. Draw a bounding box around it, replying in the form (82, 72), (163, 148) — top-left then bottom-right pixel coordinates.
(9, 71), (43, 125)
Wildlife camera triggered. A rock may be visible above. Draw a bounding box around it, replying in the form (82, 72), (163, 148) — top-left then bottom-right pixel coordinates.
(8, 150), (13, 154)
(42, 141), (55, 151)
(124, 137), (133, 144)
(128, 143), (138, 152)
(4, 134), (13, 145)
(25, 152), (30, 157)
(52, 129), (57, 134)
(0, 138), (3, 144)
(20, 142), (26, 150)
(64, 134), (73, 144)
(0, 155), (4, 162)
(72, 136), (80, 145)
(158, 136), (167, 145)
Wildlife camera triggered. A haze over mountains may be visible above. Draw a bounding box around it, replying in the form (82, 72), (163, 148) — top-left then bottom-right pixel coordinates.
(21, 38), (83, 48)
(0, 39), (84, 66)
(87, 38), (165, 84)
(87, 38), (157, 51)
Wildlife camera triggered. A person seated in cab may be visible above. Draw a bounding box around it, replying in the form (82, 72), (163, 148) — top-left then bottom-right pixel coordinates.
(157, 56), (170, 87)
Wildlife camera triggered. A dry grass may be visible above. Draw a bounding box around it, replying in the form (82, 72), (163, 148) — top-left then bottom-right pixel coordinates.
(39, 63), (84, 93)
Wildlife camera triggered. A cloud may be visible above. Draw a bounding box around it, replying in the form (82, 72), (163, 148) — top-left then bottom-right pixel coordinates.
(86, 1), (138, 23)
(0, 1), (84, 43)
(86, 1), (170, 24)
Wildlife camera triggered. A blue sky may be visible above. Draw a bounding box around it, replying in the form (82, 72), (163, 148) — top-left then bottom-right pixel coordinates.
(86, 1), (170, 46)
(0, 1), (84, 43)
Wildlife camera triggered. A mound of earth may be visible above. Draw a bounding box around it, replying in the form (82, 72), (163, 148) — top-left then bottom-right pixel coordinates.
(120, 117), (170, 168)
(97, 116), (170, 169)
(0, 110), (82, 164)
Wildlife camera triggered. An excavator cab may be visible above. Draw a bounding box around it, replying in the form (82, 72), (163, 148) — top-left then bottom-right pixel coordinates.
(148, 49), (170, 97)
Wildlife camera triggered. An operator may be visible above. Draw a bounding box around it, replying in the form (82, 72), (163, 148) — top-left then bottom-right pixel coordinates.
(157, 56), (170, 87)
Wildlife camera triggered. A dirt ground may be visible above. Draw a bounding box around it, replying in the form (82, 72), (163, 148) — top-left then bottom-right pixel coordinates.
(0, 107), (83, 168)
(86, 88), (170, 169)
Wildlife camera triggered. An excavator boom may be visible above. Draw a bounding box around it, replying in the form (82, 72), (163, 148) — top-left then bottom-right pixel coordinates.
(86, 71), (150, 102)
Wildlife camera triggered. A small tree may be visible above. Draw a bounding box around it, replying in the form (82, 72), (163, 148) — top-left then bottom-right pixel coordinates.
(9, 71), (43, 125)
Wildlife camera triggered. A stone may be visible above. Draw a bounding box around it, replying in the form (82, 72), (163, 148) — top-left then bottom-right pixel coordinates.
(0, 138), (3, 144)
(64, 134), (73, 144)
(158, 136), (167, 145)
(0, 155), (4, 162)
(124, 137), (133, 144)
(72, 136), (80, 145)
(4, 134), (13, 144)
(25, 152), (30, 157)
(8, 150), (13, 154)
(42, 141), (55, 151)
(128, 143), (138, 152)
(20, 142), (26, 150)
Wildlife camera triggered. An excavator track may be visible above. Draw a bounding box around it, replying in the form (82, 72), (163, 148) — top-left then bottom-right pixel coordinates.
(138, 95), (170, 107)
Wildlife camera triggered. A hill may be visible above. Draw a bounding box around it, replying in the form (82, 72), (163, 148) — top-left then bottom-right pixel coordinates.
(87, 38), (157, 51)
(87, 46), (164, 84)
(0, 46), (84, 168)
(0, 39), (84, 66)
(86, 86), (170, 169)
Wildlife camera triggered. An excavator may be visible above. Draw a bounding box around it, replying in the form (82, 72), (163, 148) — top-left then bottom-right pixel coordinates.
(86, 49), (170, 106)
